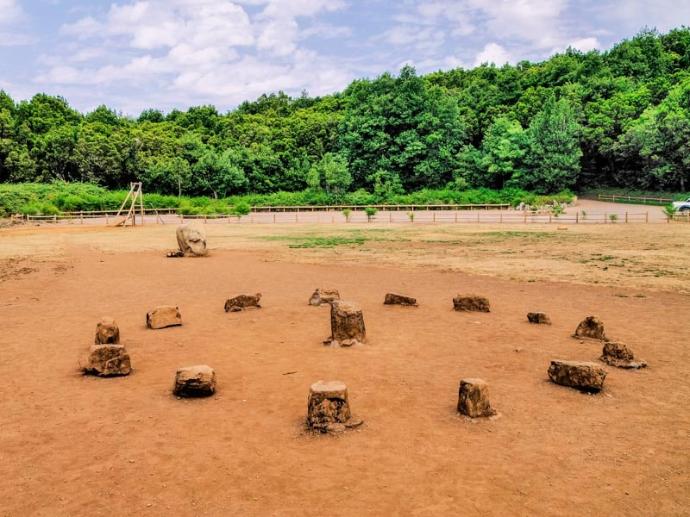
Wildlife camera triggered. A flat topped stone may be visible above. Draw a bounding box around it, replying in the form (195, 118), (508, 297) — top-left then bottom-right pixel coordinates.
(309, 288), (340, 306)
(224, 293), (262, 312)
(146, 305), (182, 329)
(83, 344), (131, 377)
(548, 360), (607, 392)
(573, 316), (608, 341)
(310, 380), (348, 398)
(325, 301), (366, 347)
(173, 365), (216, 397)
(458, 378), (496, 418)
(384, 293), (418, 306)
(601, 341), (647, 369)
(453, 295), (490, 313)
(307, 380), (361, 433)
(95, 317), (120, 344)
(527, 312), (551, 325)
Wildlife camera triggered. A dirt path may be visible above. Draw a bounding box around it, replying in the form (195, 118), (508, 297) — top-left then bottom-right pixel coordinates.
(1, 243), (689, 516)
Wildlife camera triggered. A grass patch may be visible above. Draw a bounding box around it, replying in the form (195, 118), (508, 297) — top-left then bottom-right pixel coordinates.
(287, 236), (367, 248)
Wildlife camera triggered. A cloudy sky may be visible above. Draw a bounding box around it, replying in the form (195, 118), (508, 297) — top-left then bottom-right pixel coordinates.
(0, 0), (687, 114)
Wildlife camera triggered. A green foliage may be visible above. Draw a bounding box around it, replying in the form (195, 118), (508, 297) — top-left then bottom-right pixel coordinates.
(2, 28), (690, 197)
(663, 204), (677, 220)
(364, 206), (377, 222)
(342, 208), (352, 222)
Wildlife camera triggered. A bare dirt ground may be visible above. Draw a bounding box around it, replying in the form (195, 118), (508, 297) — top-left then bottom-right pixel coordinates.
(1, 220), (689, 516)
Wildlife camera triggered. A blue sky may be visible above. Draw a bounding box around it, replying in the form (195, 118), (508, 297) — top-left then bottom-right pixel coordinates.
(0, 0), (688, 115)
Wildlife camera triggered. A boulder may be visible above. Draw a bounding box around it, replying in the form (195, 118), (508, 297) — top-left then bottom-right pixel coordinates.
(457, 378), (496, 418)
(172, 225), (207, 257)
(384, 293), (418, 306)
(324, 301), (366, 347)
(173, 365), (216, 397)
(573, 316), (608, 341)
(224, 293), (262, 312)
(95, 317), (120, 344)
(146, 306), (182, 329)
(600, 341), (647, 369)
(548, 360), (607, 392)
(306, 380), (362, 433)
(308, 288), (340, 306)
(83, 344), (131, 377)
(527, 312), (551, 325)
(453, 295), (490, 313)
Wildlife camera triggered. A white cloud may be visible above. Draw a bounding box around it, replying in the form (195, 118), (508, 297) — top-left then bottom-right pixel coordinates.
(569, 37), (600, 52)
(0, 0), (23, 25)
(474, 42), (511, 66)
(39, 0), (354, 112)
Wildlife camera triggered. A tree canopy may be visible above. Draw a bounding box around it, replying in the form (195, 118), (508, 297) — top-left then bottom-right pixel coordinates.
(1, 28), (689, 196)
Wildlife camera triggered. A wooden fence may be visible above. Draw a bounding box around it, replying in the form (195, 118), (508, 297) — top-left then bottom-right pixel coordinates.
(597, 194), (674, 205)
(14, 208), (661, 226)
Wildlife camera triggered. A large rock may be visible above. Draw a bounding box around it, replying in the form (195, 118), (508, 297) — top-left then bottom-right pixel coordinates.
(457, 378), (496, 418)
(306, 380), (362, 433)
(573, 316), (608, 341)
(548, 360), (607, 392)
(453, 295), (490, 313)
(83, 344), (131, 377)
(224, 293), (262, 312)
(173, 225), (207, 257)
(95, 317), (120, 344)
(146, 305), (182, 329)
(600, 341), (647, 369)
(173, 365), (216, 397)
(308, 288), (340, 306)
(324, 301), (366, 347)
(384, 293), (418, 306)
(527, 312), (551, 325)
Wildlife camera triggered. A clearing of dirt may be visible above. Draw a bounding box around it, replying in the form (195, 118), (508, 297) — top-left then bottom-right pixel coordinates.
(1, 221), (689, 516)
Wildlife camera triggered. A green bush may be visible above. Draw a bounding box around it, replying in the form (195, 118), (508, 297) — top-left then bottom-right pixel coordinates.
(0, 182), (576, 216)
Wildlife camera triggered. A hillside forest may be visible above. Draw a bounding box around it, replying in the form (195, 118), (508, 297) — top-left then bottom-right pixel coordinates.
(1, 28), (690, 207)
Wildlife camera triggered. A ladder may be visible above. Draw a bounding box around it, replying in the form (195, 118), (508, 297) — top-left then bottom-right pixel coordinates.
(114, 182), (145, 227)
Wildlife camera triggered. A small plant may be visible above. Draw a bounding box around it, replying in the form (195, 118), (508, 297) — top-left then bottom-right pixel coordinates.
(407, 211), (415, 223)
(342, 208), (352, 222)
(232, 200), (251, 217)
(551, 204), (565, 217)
(662, 204), (677, 222)
(580, 210), (587, 220)
(364, 206), (377, 222)
(609, 213), (618, 223)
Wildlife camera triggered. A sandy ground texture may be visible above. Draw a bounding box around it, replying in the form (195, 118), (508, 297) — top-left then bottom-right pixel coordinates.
(1, 222), (689, 516)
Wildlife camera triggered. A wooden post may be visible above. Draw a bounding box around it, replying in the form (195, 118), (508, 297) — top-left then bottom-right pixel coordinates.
(433, 212), (436, 223)
(105, 212), (109, 225)
(604, 213), (607, 224)
(273, 213), (276, 224)
(625, 212), (628, 223)
(454, 211), (458, 223)
(524, 211), (527, 224)
(549, 214), (552, 224)
(295, 212), (298, 223)
(476, 212), (480, 223)
(646, 212), (649, 224)
(575, 211), (579, 224)
(389, 211), (392, 223)
(499, 212), (502, 223)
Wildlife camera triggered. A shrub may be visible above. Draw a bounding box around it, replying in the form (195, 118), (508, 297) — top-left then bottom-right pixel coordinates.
(364, 206), (377, 222)
(342, 208), (352, 222)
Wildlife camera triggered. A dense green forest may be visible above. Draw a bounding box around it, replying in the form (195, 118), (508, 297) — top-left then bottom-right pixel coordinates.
(1, 28), (690, 206)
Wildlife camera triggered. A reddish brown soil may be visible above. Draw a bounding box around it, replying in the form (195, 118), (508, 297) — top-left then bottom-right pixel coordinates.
(1, 246), (689, 516)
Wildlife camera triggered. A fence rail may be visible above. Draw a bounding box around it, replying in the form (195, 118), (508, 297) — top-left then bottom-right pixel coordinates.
(597, 193), (674, 205)
(12, 208), (660, 226)
(250, 203), (511, 212)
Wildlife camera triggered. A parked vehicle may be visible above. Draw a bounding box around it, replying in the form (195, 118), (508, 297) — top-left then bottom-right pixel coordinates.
(672, 198), (690, 212)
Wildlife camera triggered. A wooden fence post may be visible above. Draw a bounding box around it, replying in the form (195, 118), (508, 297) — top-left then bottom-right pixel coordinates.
(575, 211), (579, 224)
(646, 212), (649, 224)
(625, 212), (628, 223)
